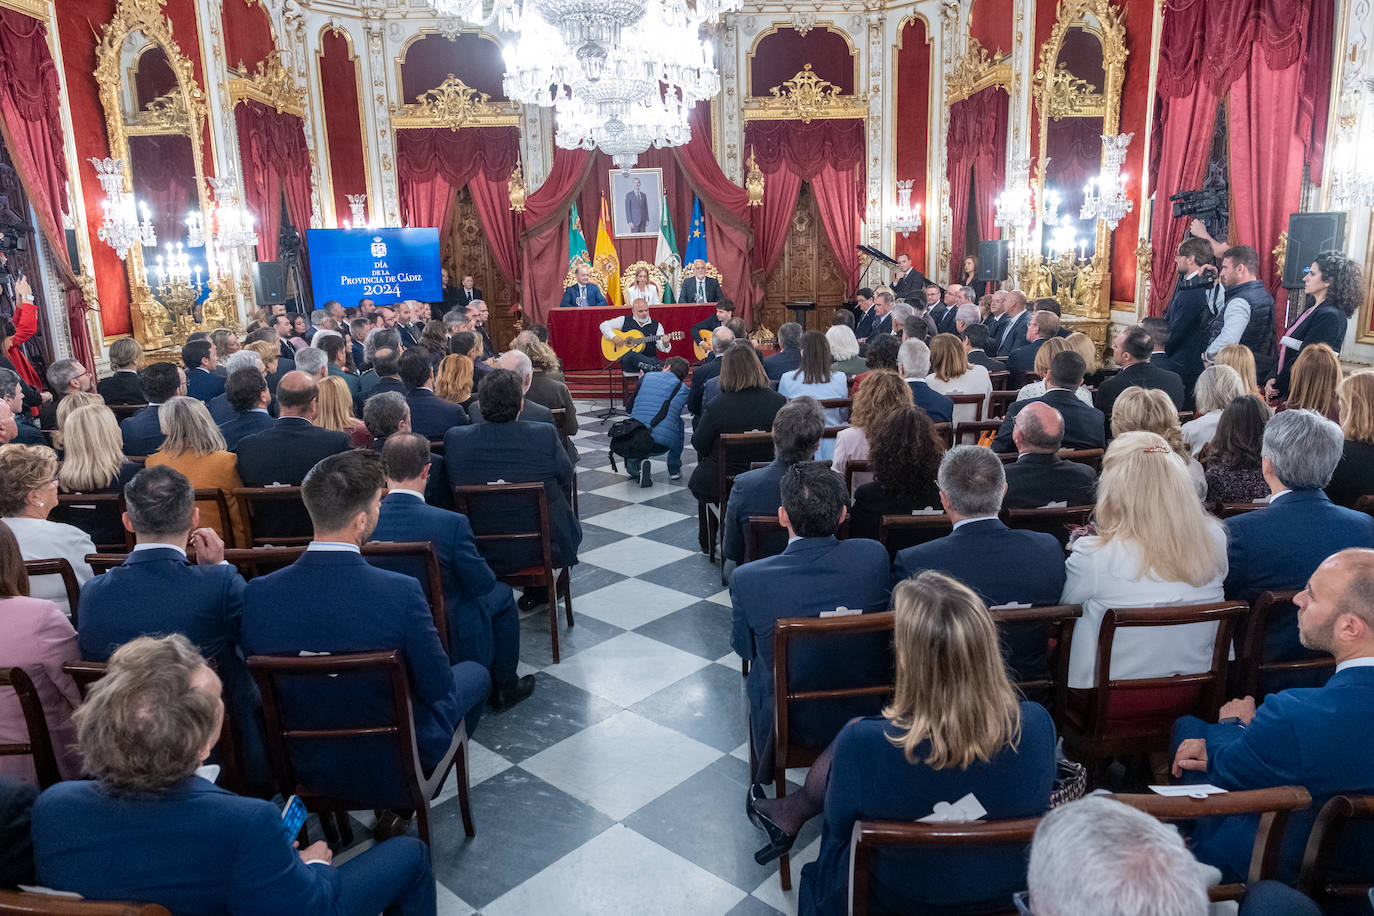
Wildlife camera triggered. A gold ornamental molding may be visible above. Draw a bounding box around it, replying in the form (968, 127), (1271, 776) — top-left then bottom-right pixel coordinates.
(392, 74), (520, 130)
(507, 161), (528, 212)
(1042, 64), (1105, 120)
(124, 89), (194, 136)
(745, 147), (764, 207)
(228, 49), (306, 118)
(945, 37), (1012, 106)
(743, 64), (867, 123)
(0, 0), (50, 18)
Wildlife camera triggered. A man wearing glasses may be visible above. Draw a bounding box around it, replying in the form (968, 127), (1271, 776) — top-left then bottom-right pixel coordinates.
(37, 357), (92, 429)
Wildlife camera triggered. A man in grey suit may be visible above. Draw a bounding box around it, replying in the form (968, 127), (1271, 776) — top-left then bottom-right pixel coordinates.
(625, 178), (650, 233)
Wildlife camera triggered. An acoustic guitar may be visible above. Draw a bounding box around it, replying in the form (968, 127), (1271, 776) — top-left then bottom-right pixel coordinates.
(601, 328), (686, 361)
(692, 328), (714, 361)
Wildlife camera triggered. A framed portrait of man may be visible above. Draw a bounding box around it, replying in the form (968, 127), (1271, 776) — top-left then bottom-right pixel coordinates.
(610, 168), (663, 239)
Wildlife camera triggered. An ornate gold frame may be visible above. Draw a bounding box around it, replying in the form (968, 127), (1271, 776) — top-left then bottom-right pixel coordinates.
(391, 74), (521, 130)
(1032, 0), (1128, 325)
(228, 48), (305, 118)
(95, 0), (213, 349)
(745, 23), (859, 99)
(742, 64), (868, 123)
(944, 36), (1012, 106)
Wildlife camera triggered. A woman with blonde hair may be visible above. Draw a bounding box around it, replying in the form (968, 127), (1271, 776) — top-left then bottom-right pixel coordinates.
(1215, 343), (1264, 401)
(51, 391), (105, 453)
(1284, 342), (1341, 420)
(626, 265), (661, 306)
(748, 572), (1056, 911)
(825, 324), (866, 378)
(1181, 364), (1249, 454)
(1065, 332), (1104, 387)
(316, 375), (370, 447)
(0, 444), (95, 615)
(1062, 430), (1228, 690)
(1015, 337), (1092, 405)
(55, 405), (141, 547)
(1111, 386), (1206, 497)
(243, 340), (279, 377)
(1326, 370), (1374, 507)
(832, 369), (914, 479)
(434, 354), (476, 410)
(144, 397), (247, 547)
(923, 332), (991, 422)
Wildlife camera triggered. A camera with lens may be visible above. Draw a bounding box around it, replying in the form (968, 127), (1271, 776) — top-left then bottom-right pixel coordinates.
(0, 224), (24, 253)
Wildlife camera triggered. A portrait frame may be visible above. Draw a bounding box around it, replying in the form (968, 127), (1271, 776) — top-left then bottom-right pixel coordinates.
(610, 167), (663, 239)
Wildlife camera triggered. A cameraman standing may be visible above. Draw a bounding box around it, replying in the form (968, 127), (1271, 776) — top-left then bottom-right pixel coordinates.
(1204, 244), (1277, 382)
(1163, 237), (1221, 398)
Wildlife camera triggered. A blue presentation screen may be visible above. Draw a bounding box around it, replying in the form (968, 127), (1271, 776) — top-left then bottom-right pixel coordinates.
(307, 228), (442, 305)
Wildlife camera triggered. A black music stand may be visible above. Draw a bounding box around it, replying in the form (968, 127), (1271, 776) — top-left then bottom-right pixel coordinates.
(783, 301), (815, 330)
(595, 360), (630, 423)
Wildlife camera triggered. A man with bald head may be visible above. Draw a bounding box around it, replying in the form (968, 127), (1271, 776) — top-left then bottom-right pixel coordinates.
(234, 370), (351, 488)
(1002, 401), (1097, 509)
(993, 290), (1032, 358)
(1171, 547), (1374, 883)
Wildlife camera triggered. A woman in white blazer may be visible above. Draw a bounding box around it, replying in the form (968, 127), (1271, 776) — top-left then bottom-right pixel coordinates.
(0, 445), (95, 617)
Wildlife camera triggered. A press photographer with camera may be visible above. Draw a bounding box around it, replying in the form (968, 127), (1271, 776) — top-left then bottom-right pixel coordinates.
(1163, 237), (1221, 395)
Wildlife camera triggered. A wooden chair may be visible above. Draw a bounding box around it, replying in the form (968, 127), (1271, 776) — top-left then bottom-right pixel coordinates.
(1213, 501), (1269, 519)
(61, 660), (109, 699)
(426, 438), (445, 457)
(1354, 494), (1374, 521)
(192, 488), (236, 549)
(232, 486), (312, 546)
(453, 482), (573, 663)
(106, 404), (147, 422)
(0, 891), (170, 915)
(1058, 448), (1104, 472)
(1000, 505), (1093, 549)
(24, 559), (81, 627)
(946, 393), (985, 421)
(1058, 601), (1247, 773)
(876, 513), (953, 559)
(988, 369), (1011, 390)
(546, 408), (579, 516)
(817, 397), (851, 413)
(709, 431), (776, 580)
(842, 459), (871, 497)
(248, 649), (473, 847)
(956, 418), (1003, 447)
(989, 389), (1019, 418)
(51, 492), (132, 553)
(931, 422), (954, 449)
(84, 554), (128, 576)
(0, 666), (61, 788)
(989, 604), (1082, 721)
(743, 515), (787, 564)
(768, 611), (896, 890)
(1239, 589), (1333, 700)
(1299, 794), (1374, 908)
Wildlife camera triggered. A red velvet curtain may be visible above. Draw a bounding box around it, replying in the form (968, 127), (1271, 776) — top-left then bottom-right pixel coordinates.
(128, 134), (196, 247)
(0, 9), (91, 366)
(520, 149), (595, 323)
(946, 86), (1008, 274)
(1046, 117), (1102, 228)
(1147, 85), (1220, 316)
(811, 163), (861, 288)
(235, 99), (312, 261)
(468, 171), (521, 286)
(749, 168), (802, 286)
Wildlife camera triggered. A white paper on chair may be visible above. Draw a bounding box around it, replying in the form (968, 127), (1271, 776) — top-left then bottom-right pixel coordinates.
(918, 793), (988, 822)
(910, 508), (944, 516)
(1148, 784), (1228, 797)
(989, 602), (1032, 610)
(820, 606), (862, 618)
(1037, 500), (1069, 509)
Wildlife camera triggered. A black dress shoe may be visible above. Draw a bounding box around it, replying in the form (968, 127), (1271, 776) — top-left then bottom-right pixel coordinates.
(372, 809), (413, 841)
(746, 784), (797, 864)
(518, 588), (549, 612)
(489, 674), (536, 710)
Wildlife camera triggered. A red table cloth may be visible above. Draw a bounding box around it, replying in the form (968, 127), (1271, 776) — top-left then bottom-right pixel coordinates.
(547, 303), (717, 371)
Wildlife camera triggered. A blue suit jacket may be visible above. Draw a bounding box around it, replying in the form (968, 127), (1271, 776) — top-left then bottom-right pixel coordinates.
(558, 283), (609, 309)
(730, 536), (892, 755)
(33, 777), (344, 912)
(907, 380), (954, 425)
(218, 409), (275, 450)
(405, 388), (469, 439)
(371, 492), (511, 668)
(119, 404), (165, 456)
(1005, 337), (1045, 376)
(628, 370), (688, 452)
(185, 367), (225, 403)
(1175, 666), (1374, 883)
(799, 706), (1056, 916)
(854, 306), (879, 341)
(722, 460), (786, 563)
(762, 347), (802, 382)
(444, 420), (581, 570)
(242, 550), (462, 791)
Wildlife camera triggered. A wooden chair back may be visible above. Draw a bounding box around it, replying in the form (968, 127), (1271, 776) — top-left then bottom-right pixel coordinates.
(61, 660), (109, 700)
(0, 666), (61, 788)
(1299, 794), (1374, 907)
(988, 389), (1019, 418)
(1240, 589), (1333, 699)
(876, 514), (954, 558)
(715, 432), (776, 505)
(232, 486), (311, 546)
(426, 438), (445, 457)
(817, 397), (851, 412)
(988, 369), (1011, 390)
(51, 492), (131, 553)
(85, 554), (128, 576)
(743, 516), (787, 564)
(106, 404), (147, 422)
(1213, 501), (1268, 519)
(842, 459), (871, 497)
(946, 393), (985, 421)
(1354, 494), (1374, 521)
(957, 419), (1003, 446)
(0, 891), (170, 915)
(24, 558), (81, 627)
(990, 604), (1082, 717)
(932, 422), (954, 449)
(1000, 505), (1093, 548)
(192, 488), (235, 548)
(1058, 448), (1104, 472)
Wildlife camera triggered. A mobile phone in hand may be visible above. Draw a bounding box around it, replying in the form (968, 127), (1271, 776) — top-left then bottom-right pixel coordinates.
(282, 794), (308, 842)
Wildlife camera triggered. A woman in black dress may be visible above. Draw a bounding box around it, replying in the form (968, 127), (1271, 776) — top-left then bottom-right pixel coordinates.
(1328, 370), (1374, 508)
(1266, 249), (1362, 400)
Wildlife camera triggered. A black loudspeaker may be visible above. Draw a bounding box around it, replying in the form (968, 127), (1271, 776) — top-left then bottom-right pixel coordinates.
(252, 262), (287, 305)
(1282, 212), (1346, 289)
(978, 240), (1010, 282)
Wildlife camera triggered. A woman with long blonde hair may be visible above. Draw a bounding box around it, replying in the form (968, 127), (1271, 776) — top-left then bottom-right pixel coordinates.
(54, 404), (138, 549)
(51, 391), (105, 453)
(316, 375), (370, 447)
(1215, 343), (1264, 401)
(748, 572), (1056, 912)
(1327, 370), (1374, 507)
(434, 354), (476, 409)
(1284, 342), (1341, 420)
(144, 397), (247, 546)
(832, 369), (913, 478)
(243, 340), (279, 377)
(1062, 430), (1228, 690)
(1111, 386), (1206, 497)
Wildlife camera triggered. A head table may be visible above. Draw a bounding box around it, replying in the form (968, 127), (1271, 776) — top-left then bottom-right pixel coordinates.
(546, 303), (718, 371)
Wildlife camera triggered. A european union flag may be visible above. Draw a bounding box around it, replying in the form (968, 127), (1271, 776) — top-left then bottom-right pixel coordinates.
(683, 196), (708, 267)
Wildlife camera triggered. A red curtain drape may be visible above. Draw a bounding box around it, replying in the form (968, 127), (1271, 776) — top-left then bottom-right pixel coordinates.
(749, 168), (802, 286)
(0, 9), (91, 366)
(810, 163), (861, 289)
(573, 146), (697, 276)
(1147, 84), (1220, 316)
(235, 99), (312, 262)
(946, 86), (1008, 275)
(519, 149), (595, 323)
(128, 134), (196, 247)
(1045, 117), (1102, 228)
(468, 171), (521, 286)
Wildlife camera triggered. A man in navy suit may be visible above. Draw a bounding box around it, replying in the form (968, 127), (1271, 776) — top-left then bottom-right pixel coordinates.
(898, 339), (954, 424)
(1005, 310), (1059, 382)
(120, 362), (185, 456)
(852, 288), (878, 341)
(1095, 324), (1186, 429)
(208, 350), (266, 423)
(182, 339), (224, 403)
(467, 350), (557, 427)
(217, 368), (275, 449)
(1002, 402), (1097, 508)
(241, 450), (490, 812)
(1172, 547), (1374, 882)
(731, 462), (892, 771)
(374, 434), (534, 710)
(361, 346), (407, 399)
(723, 397), (824, 564)
(894, 446), (1067, 690)
(993, 351), (1105, 453)
(557, 265), (609, 309)
(624, 176), (650, 232)
(38, 359), (95, 430)
(1224, 410), (1374, 687)
(994, 291), (1033, 358)
(400, 349), (467, 439)
(762, 322), (803, 381)
(680, 259), (722, 304)
(362, 392), (452, 510)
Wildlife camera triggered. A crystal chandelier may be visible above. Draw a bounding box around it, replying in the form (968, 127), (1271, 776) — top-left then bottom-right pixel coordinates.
(1081, 132), (1135, 230)
(887, 180), (922, 235)
(1330, 74), (1374, 208)
(89, 157), (155, 260)
(556, 91), (691, 172)
(184, 177), (256, 282)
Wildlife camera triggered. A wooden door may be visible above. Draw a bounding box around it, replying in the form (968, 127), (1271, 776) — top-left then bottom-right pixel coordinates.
(760, 182), (847, 333)
(444, 186), (518, 350)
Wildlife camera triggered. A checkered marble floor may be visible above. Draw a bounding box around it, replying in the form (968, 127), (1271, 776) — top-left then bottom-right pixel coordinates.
(336, 400), (817, 915)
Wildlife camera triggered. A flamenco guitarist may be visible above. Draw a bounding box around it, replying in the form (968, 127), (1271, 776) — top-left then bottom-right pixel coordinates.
(600, 298), (674, 373)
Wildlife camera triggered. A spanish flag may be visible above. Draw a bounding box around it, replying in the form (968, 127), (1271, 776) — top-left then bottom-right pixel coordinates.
(595, 194), (622, 307)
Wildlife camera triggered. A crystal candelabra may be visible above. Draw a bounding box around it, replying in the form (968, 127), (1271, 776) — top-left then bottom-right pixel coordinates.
(89, 157), (155, 260)
(888, 180), (922, 235)
(1081, 132), (1135, 230)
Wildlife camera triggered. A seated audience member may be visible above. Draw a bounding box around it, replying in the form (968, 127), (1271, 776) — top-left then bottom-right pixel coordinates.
(688, 326), (734, 419)
(723, 397), (825, 562)
(1182, 364), (1249, 454)
(903, 313), (930, 343)
(516, 337), (577, 440)
(362, 391), (451, 509)
(622, 357), (691, 486)
(1015, 338), (1092, 406)
(896, 339), (954, 424)
(1096, 325), (1186, 428)
(243, 339), (281, 389)
(362, 342), (406, 399)
(830, 309), (854, 329)
(1065, 331), (1105, 388)
(217, 367), (274, 449)
(1216, 342), (1266, 402)
(688, 346), (786, 503)
(373, 433), (535, 710)
(241, 451), (490, 811)
(731, 463), (891, 771)
(993, 351), (1106, 453)
(1028, 796), (1215, 916)
(38, 358), (93, 430)
(234, 371), (351, 488)
(832, 369), (913, 479)
(1062, 431), (1227, 691)
(825, 324), (867, 378)
(49, 392), (103, 453)
(924, 333), (992, 423)
(317, 375), (371, 448)
(182, 339), (224, 404)
(1327, 370), (1374, 507)
(850, 407), (943, 539)
(1112, 387), (1206, 497)
(963, 323), (995, 369)
(763, 322), (804, 381)
(0, 520), (79, 784)
(207, 349), (266, 423)
(0, 444), (94, 616)
(469, 351), (557, 426)
(145, 397), (247, 548)
(32, 634), (437, 913)
(1200, 396), (1270, 504)
(1006, 310), (1061, 382)
(120, 362), (185, 456)
(749, 572), (1055, 912)
(434, 354), (477, 412)
(1171, 547), (1374, 883)
(1283, 341), (1341, 420)
(400, 348), (468, 439)
(317, 332), (362, 401)
(55, 404), (141, 546)
(293, 346), (328, 381)
(779, 331), (848, 460)
(0, 369), (42, 445)
(97, 337), (145, 405)
(855, 334), (901, 386)
(1142, 315), (1189, 385)
(512, 331), (563, 380)
(1002, 401), (1097, 509)
(0, 775), (36, 887)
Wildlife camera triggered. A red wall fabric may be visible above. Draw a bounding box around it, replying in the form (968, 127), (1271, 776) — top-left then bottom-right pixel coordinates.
(520, 149), (595, 323)
(969, 0), (1015, 56)
(750, 28), (855, 96)
(318, 29), (367, 226)
(946, 86), (1008, 275)
(894, 17), (929, 271)
(399, 33), (508, 102)
(235, 100), (311, 261)
(221, 0), (273, 71)
(1106, 0), (1155, 303)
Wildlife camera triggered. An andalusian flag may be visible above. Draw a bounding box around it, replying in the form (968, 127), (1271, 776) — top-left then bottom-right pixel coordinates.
(656, 189), (680, 304)
(594, 195), (622, 307)
(683, 195), (709, 267)
(568, 202), (589, 269)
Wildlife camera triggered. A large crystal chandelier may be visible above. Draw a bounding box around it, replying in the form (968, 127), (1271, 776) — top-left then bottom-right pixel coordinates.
(89, 157), (155, 260)
(1081, 132), (1135, 230)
